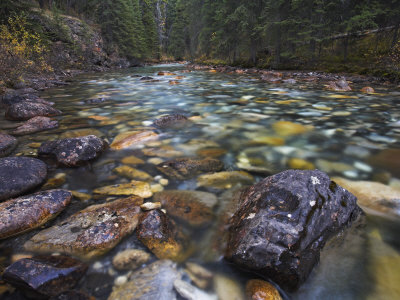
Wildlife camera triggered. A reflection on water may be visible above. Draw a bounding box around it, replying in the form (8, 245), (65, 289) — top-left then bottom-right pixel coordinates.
(2, 63), (400, 299)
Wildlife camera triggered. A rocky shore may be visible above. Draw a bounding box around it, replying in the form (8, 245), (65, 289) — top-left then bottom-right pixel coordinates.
(1, 63), (399, 299)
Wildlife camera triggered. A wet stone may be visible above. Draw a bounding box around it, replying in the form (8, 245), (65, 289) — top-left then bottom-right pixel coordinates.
(49, 290), (93, 300)
(121, 155), (145, 165)
(140, 201), (162, 211)
(136, 209), (190, 262)
(214, 274), (245, 300)
(113, 165), (152, 181)
(327, 79), (352, 91)
(11, 116), (58, 136)
(246, 279), (282, 300)
(153, 114), (188, 128)
(5, 102), (62, 121)
(0, 157), (47, 201)
(0, 189), (71, 239)
(112, 249), (151, 271)
(2, 255), (87, 298)
(157, 157), (224, 180)
(361, 86), (375, 94)
(174, 279), (217, 300)
(368, 148), (400, 177)
(110, 131), (159, 150)
(154, 190), (216, 227)
(24, 198), (142, 259)
(225, 170), (362, 291)
(272, 121), (311, 136)
(333, 177), (400, 219)
(185, 262), (213, 289)
(93, 180), (153, 198)
(197, 171), (254, 189)
(108, 260), (180, 300)
(60, 128), (104, 139)
(0, 134), (17, 157)
(39, 135), (106, 167)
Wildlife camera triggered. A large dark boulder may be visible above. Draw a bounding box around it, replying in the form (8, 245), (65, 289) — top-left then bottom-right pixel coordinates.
(5, 102), (61, 121)
(0, 134), (17, 157)
(2, 255), (87, 298)
(0, 157), (47, 201)
(225, 169), (362, 291)
(38, 135), (107, 167)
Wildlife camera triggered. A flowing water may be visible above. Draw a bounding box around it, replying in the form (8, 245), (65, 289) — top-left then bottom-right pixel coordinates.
(1, 63), (400, 299)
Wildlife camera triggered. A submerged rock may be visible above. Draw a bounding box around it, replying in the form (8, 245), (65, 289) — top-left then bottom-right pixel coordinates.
(3, 255), (87, 298)
(327, 79), (352, 91)
(246, 279), (282, 300)
(153, 114), (188, 128)
(113, 165), (152, 181)
(39, 135), (106, 167)
(361, 86), (375, 94)
(110, 130), (158, 150)
(368, 148), (400, 177)
(225, 170), (362, 291)
(154, 190), (216, 227)
(174, 279), (217, 300)
(272, 121), (311, 136)
(0, 190), (71, 239)
(332, 177), (400, 219)
(197, 171), (254, 189)
(108, 260), (180, 300)
(0, 157), (47, 201)
(137, 209), (190, 262)
(157, 157), (224, 180)
(185, 262), (213, 289)
(0, 134), (17, 157)
(11, 116), (58, 136)
(24, 198), (142, 259)
(112, 249), (151, 271)
(214, 274), (245, 300)
(5, 102), (62, 121)
(93, 180), (152, 198)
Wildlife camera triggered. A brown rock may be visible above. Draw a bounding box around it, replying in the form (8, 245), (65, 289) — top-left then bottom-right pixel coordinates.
(111, 131), (158, 150)
(361, 86), (375, 94)
(93, 180), (153, 198)
(0, 190), (71, 239)
(246, 279), (282, 300)
(157, 157), (224, 180)
(197, 171), (254, 189)
(137, 209), (190, 262)
(368, 148), (400, 177)
(327, 79), (352, 91)
(153, 114), (188, 128)
(24, 198), (142, 259)
(112, 249), (151, 271)
(154, 190), (216, 227)
(11, 116), (58, 136)
(3, 255), (87, 298)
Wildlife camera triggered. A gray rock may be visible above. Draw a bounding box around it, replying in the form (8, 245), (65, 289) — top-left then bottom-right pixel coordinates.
(0, 189), (71, 239)
(225, 169), (362, 291)
(0, 134), (17, 157)
(153, 114), (188, 128)
(0, 157), (47, 201)
(3, 255), (87, 298)
(12, 116), (58, 136)
(39, 135), (107, 166)
(5, 102), (61, 121)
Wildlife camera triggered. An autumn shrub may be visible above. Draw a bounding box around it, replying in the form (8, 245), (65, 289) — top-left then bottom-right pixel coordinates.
(0, 14), (52, 86)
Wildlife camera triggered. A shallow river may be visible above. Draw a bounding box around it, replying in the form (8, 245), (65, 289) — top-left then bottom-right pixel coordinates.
(2, 63), (400, 299)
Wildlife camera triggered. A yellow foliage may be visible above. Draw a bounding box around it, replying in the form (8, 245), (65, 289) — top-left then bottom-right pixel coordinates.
(0, 14), (52, 85)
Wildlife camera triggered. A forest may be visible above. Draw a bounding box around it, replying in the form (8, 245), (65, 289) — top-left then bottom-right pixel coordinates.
(0, 0), (400, 79)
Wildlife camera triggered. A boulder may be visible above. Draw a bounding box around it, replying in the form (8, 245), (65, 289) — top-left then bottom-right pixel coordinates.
(225, 170), (362, 291)
(24, 198), (142, 259)
(5, 102), (62, 121)
(137, 209), (190, 262)
(154, 190), (216, 227)
(0, 189), (71, 239)
(0, 157), (47, 201)
(153, 114), (188, 128)
(108, 260), (180, 300)
(157, 157), (224, 180)
(39, 135), (106, 166)
(0, 134), (17, 157)
(327, 79), (352, 91)
(11, 116), (58, 136)
(3, 255), (87, 298)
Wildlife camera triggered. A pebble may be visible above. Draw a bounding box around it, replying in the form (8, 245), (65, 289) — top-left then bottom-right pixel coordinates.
(114, 276), (128, 286)
(148, 157), (164, 165)
(159, 178), (169, 186)
(140, 201), (162, 211)
(354, 161), (373, 172)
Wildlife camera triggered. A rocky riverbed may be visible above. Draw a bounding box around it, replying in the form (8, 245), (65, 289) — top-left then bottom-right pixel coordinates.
(0, 63), (399, 299)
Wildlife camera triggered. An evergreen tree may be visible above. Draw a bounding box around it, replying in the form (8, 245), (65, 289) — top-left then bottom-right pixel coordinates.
(140, 0), (159, 58)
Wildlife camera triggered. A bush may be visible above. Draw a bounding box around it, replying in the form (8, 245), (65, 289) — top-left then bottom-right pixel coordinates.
(0, 14), (52, 86)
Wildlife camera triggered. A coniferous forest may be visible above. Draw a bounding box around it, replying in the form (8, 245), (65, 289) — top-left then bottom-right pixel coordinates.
(1, 0), (400, 80)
